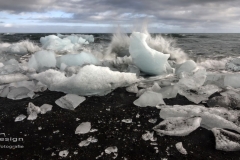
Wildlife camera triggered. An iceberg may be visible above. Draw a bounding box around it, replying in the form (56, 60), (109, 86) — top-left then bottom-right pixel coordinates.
(129, 32), (172, 75)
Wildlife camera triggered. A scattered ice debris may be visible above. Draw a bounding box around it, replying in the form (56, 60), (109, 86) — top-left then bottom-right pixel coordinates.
(105, 146), (118, 159)
(122, 119), (132, 123)
(133, 91), (165, 107)
(53, 130), (59, 134)
(51, 152), (56, 156)
(150, 142), (158, 146)
(175, 60), (197, 76)
(129, 32), (173, 75)
(96, 152), (104, 159)
(75, 122), (91, 134)
(136, 113), (140, 118)
(175, 142), (187, 155)
(148, 119), (157, 124)
(126, 84), (138, 93)
(15, 114), (26, 122)
(76, 118), (80, 121)
(153, 117), (202, 136)
(32, 65), (138, 96)
(55, 94), (86, 110)
(40, 104), (53, 114)
(78, 136), (98, 147)
(142, 131), (157, 141)
(73, 151), (78, 155)
(212, 128), (240, 151)
(90, 129), (98, 133)
(59, 150), (69, 157)
(160, 105), (240, 133)
(38, 127), (42, 130)
(28, 50), (56, 71)
(27, 102), (41, 120)
(154, 147), (159, 153)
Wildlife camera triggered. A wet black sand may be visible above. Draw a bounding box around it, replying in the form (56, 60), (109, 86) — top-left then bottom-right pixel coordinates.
(0, 88), (240, 160)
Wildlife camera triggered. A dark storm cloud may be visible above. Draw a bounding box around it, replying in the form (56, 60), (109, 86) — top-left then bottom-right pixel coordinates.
(1, 0), (240, 32)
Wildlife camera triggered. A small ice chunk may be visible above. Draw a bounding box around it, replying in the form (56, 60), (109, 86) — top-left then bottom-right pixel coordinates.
(28, 50), (56, 71)
(136, 113), (140, 118)
(224, 74), (240, 88)
(151, 82), (161, 92)
(212, 128), (240, 151)
(122, 119), (132, 123)
(175, 60), (197, 76)
(126, 84), (138, 93)
(105, 146), (118, 154)
(40, 104), (53, 114)
(153, 117), (202, 136)
(15, 114), (26, 122)
(78, 136), (98, 147)
(7, 87), (34, 100)
(75, 122), (91, 134)
(158, 85), (178, 99)
(133, 91), (165, 107)
(53, 130), (59, 134)
(175, 142), (187, 155)
(142, 131), (157, 141)
(148, 119), (157, 124)
(178, 69), (207, 89)
(59, 150), (69, 157)
(27, 102), (41, 120)
(90, 129), (98, 132)
(178, 84), (221, 104)
(55, 94), (86, 110)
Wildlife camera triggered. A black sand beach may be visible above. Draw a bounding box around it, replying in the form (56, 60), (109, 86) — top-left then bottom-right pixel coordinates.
(1, 88), (240, 160)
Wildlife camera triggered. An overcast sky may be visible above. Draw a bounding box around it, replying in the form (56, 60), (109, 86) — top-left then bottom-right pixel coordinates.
(0, 0), (240, 33)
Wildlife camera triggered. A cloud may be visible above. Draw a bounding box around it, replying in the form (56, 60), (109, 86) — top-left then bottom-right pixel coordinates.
(1, 0), (240, 32)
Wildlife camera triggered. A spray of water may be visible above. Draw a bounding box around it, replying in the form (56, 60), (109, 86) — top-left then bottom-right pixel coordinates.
(107, 24), (188, 64)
